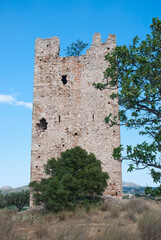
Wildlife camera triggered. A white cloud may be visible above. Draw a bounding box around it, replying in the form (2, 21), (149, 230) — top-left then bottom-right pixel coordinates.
(0, 94), (15, 104)
(0, 94), (32, 109)
(15, 101), (33, 109)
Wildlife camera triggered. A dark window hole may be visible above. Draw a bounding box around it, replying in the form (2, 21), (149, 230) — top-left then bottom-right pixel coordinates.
(36, 118), (48, 131)
(59, 115), (61, 123)
(92, 114), (94, 121)
(107, 47), (110, 50)
(36, 166), (38, 168)
(39, 145), (41, 147)
(62, 75), (67, 85)
(74, 133), (78, 136)
(38, 156), (40, 158)
(108, 102), (110, 104)
(62, 144), (65, 147)
(113, 130), (115, 133)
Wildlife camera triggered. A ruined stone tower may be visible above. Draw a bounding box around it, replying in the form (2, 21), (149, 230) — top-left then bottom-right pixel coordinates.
(31, 33), (122, 197)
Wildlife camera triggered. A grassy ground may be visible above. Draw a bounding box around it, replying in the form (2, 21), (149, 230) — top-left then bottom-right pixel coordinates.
(0, 198), (161, 240)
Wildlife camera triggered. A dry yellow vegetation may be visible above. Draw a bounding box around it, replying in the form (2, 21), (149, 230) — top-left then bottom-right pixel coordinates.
(0, 198), (161, 240)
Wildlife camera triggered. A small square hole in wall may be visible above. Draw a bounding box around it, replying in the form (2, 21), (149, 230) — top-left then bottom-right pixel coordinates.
(61, 75), (67, 85)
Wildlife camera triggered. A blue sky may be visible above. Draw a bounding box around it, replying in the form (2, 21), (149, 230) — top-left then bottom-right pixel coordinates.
(0, 0), (161, 188)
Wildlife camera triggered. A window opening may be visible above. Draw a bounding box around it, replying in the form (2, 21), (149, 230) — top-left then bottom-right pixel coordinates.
(92, 114), (94, 121)
(59, 115), (61, 123)
(36, 118), (48, 131)
(61, 75), (67, 85)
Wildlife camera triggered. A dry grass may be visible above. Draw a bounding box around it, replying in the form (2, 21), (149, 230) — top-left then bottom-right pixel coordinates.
(138, 209), (161, 240)
(122, 198), (149, 214)
(0, 198), (161, 240)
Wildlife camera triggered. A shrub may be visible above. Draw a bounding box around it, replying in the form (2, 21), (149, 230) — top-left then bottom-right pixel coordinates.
(138, 210), (161, 240)
(98, 226), (137, 240)
(6, 190), (30, 211)
(64, 39), (88, 56)
(123, 198), (149, 214)
(0, 191), (7, 208)
(145, 185), (161, 196)
(125, 210), (137, 222)
(100, 201), (111, 212)
(0, 209), (17, 240)
(30, 146), (109, 212)
(110, 205), (119, 218)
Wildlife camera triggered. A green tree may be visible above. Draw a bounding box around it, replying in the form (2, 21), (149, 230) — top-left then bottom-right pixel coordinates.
(0, 191), (7, 208)
(64, 39), (88, 56)
(30, 146), (109, 212)
(6, 190), (30, 211)
(93, 18), (161, 185)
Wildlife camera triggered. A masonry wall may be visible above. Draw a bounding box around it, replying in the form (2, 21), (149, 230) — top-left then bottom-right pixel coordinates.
(31, 33), (122, 198)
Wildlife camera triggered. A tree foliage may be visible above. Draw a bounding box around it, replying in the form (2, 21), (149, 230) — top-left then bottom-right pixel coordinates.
(64, 39), (88, 56)
(93, 18), (161, 184)
(0, 191), (7, 209)
(30, 146), (109, 212)
(145, 185), (161, 196)
(6, 190), (30, 211)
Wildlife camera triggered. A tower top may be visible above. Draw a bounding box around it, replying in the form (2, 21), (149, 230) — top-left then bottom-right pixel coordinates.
(35, 33), (116, 58)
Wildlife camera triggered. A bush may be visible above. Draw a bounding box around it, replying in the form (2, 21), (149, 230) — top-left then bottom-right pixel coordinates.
(145, 185), (161, 197)
(0, 191), (7, 209)
(123, 198), (149, 214)
(6, 190), (30, 211)
(30, 146), (109, 212)
(98, 226), (137, 240)
(138, 210), (161, 240)
(110, 205), (119, 218)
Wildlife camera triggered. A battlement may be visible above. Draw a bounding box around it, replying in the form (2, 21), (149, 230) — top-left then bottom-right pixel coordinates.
(35, 36), (60, 58)
(35, 33), (116, 58)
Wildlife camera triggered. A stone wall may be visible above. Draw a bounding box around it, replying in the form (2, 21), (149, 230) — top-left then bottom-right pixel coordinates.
(31, 33), (122, 200)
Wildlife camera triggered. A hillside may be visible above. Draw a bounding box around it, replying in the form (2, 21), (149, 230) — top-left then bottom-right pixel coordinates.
(0, 181), (145, 195)
(0, 185), (29, 194)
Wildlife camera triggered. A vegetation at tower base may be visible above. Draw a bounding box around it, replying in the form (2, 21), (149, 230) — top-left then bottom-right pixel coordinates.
(93, 18), (161, 189)
(64, 39), (89, 56)
(30, 146), (109, 212)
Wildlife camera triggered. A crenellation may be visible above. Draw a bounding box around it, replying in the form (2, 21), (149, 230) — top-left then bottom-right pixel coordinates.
(35, 37), (60, 58)
(31, 33), (122, 206)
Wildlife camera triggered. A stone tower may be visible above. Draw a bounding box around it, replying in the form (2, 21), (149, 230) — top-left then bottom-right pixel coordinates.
(31, 33), (122, 198)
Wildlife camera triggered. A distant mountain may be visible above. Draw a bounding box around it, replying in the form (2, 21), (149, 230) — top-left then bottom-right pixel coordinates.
(0, 181), (145, 195)
(0, 186), (13, 191)
(0, 185), (29, 194)
(122, 181), (143, 188)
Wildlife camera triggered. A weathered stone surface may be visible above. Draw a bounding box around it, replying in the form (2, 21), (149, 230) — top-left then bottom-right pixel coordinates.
(31, 33), (122, 205)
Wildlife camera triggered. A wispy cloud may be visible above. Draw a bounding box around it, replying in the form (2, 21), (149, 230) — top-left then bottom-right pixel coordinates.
(0, 94), (32, 109)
